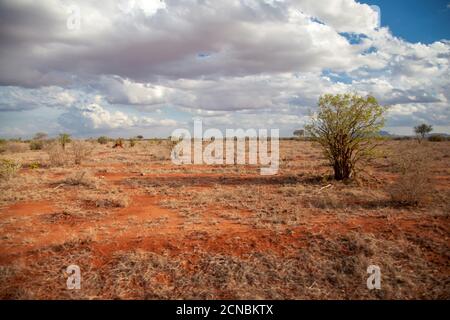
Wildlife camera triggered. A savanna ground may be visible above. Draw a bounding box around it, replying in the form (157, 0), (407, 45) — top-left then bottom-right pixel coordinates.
(0, 139), (449, 299)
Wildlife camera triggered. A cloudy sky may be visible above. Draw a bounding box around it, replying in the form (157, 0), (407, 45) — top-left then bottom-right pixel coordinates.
(0, 0), (449, 138)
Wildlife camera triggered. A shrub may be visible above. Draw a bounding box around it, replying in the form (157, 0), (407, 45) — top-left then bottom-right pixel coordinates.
(63, 171), (98, 188)
(129, 138), (136, 147)
(29, 140), (44, 150)
(44, 142), (68, 167)
(72, 141), (94, 165)
(84, 193), (129, 208)
(428, 135), (445, 142)
(389, 144), (432, 206)
(58, 133), (71, 150)
(0, 159), (21, 181)
(113, 138), (124, 148)
(305, 93), (386, 180)
(97, 136), (108, 144)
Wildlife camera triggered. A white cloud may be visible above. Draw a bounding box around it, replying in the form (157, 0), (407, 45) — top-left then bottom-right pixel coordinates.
(58, 103), (177, 132)
(0, 0), (448, 136)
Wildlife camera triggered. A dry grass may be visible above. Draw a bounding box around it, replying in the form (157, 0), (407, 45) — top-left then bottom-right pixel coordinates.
(0, 159), (21, 181)
(71, 141), (94, 165)
(44, 142), (68, 167)
(0, 139), (449, 300)
(389, 142), (434, 206)
(59, 170), (99, 188)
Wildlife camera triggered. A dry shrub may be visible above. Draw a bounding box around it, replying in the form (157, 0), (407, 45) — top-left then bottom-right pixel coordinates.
(4, 142), (28, 153)
(84, 192), (129, 208)
(389, 144), (433, 206)
(0, 159), (21, 181)
(44, 142), (68, 167)
(72, 140), (94, 165)
(62, 170), (98, 188)
(308, 192), (343, 209)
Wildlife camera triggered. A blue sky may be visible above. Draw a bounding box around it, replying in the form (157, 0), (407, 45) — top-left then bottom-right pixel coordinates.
(361, 0), (450, 44)
(0, 0), (449, 138)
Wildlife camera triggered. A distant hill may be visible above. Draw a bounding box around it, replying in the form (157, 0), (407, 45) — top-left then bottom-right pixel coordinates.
(379, 130), (393, 137)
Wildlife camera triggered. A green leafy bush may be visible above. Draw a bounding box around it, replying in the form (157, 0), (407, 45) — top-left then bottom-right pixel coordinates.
(97, 136), (109, 144)
(30, 140), (44, 150)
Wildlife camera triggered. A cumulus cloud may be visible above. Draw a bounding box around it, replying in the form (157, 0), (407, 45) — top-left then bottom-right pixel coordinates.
(0, 86), (77, 111)
(58, 103), (177, 133)
(0, 0), (448, 136)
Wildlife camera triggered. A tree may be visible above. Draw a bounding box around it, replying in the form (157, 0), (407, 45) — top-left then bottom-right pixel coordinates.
(414, 123), (432, 143)
(305, 93), (386, 180)
(58, 133), (71, 150)
(293, 129), (305, 138)
(34, 132), (48, 140)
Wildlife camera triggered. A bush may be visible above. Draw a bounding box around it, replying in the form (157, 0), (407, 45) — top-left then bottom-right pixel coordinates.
(62, 171), (98, 188)
(129, 138), (136, 147)
(30, 140), (44, 150)
(428, 135), (445, 142)
(58, 133), (71, 150)
(72, 141), (94, 165)
(389, 144), (432, 206)
(306, 93), (385, 180)
(97, 136), (108, 144)
(44, 142), (68, 167)
(0, 159), (21, 181)
(113, 138), (124, 148)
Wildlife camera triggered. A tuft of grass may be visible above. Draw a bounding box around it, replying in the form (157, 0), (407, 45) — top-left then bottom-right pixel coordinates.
(61, 171), (98, 188)
(83, 192), (129, 208)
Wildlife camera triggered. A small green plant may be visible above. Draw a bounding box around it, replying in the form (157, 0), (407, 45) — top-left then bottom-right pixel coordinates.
(58, 133), (71, 150)
(97, 136), (109, 144)
(29, 162), (40, 170)
(129, 138), (136, 147)
(0, 159), (21, 180)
